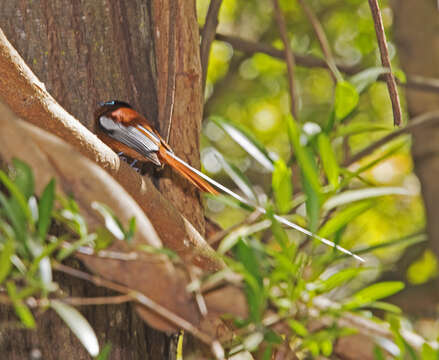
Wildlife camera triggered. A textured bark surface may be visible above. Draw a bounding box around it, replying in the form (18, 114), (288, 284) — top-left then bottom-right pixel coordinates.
(392, 1), (439, 258)
(0, 0), (206, 358)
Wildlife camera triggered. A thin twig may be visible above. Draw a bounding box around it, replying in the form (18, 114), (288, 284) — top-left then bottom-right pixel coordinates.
(163, 2), (178, 143)
(60, 295), (132, 306)
(343, 111), (439, 166)
(272, 0), (298, 118)
(200, 0), (224, 91)
(368, 0), (402, 126)
(208, 210), (261, 245)
(53, 263), (214, 346)
(213, 32), (439, 94)
(298, 0), (342, 82)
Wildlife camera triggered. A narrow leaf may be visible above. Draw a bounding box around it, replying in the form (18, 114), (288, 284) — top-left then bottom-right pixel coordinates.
(272, 159), (293, 214)
(6, 282), (36, 328)
(324, 187), (410, 211)
(317, 133), (339, 188)
(211, 116), (274, 171)
(334, 81), (359, 120)
(38, 179), (55, 241)
(311, 267), (364, 294)
(51, 300), (99, 356)
(12, 159), (35, 200)
(319, 201), (373, 239)
(350, 67), (390, 93)
(214, 150), (258, 202)
(344, 281), (405, 309)
(0, 170), (32, 223)
(0, 237), (14, 284)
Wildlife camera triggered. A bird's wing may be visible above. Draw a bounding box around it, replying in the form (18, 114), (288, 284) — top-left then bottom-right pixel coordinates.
(98, 116), (161, 165)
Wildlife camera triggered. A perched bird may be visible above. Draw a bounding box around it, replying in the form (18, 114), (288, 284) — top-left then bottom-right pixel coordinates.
(94, 100), (364, 262)
(94, 100), (218, 194)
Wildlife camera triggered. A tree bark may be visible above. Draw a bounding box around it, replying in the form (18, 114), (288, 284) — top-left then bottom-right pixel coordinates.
(0, 0), (205, 358)
(390, 0), (439, 311)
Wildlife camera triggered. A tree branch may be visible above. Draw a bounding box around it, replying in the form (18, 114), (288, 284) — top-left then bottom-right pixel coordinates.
(200, 0), (224, 91)
(271, 0), (298, 118)
(213, 32), (439, 93)
(343, 111), (439, 166)
(368, 0), (402, 126)
(298, 0), (342, 82)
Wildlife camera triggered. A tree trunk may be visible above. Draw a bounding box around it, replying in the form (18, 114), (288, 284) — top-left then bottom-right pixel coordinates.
(0, 0), (204, 358)
(390, 0), (439, 311)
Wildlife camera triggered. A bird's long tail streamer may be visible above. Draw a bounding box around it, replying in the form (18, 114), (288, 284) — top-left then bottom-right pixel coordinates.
(166, 150), (364, 262)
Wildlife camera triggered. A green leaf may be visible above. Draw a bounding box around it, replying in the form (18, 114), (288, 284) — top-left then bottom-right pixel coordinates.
(288, 319), (309, 337)
(344, 281), (405, 309)
(286, 115), (321, 194)
(317, 134), (339, 188)
(272, 159), (293, 214)
(51, 300), (99, 356)
(95, 343), (112, 360)
(210, 116), (274, 171)
(311, 267), (364, 294)
(0, 170), (32, 222)
(350, 67), (390, 93)
(421, 343), (439, 360)
(0, 192), (26, 243)
(214, 150), (258, 202)
(0, 237), (14, 284)
(373, 346), (386, 360)
(336, 122), (391, 137)
(12, 159), (35, 200)
(6, 281), (36, 328)
(38, 179), (55, 241)
(334, 81), (359, 120)
(365, 301), (402, 314)
(218, 220), (271, 254)
(319, 201), (373, 239)
(323, 187), (410, 211)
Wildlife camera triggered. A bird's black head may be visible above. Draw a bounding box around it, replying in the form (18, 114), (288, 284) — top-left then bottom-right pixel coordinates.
(94, 100), (133, 120)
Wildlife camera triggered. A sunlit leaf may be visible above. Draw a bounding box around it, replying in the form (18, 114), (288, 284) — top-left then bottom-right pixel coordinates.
(6, 281), (36, 328)
(288, 319), (309, 337)
(317, 133), (339, 188)
(365, 301), (402, 314)
(350, 67), (390, 93)
(334, 81), (359, 120)
(310, 267), (364, 294)
(421, 343), (439, 360)
(324, 187), (410, 211)
(51, 300), (99, 356)
(214, 150), (258, 202)
(344, 281), (405, 309)
(0, 237), (14, 284)
(243, 332), (264, 351)
(286, 115), (321, 193)
(218, 220), (271, 254)
(210, 116), (274, 171)
(319, 201), (373, 239)
(272, 159), (293, 214)
(38, 179), (55, 241)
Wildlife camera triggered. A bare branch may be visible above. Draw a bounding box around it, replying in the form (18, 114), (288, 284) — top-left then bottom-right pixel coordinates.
(368, 0), (403, 126)
(213, 32), (439, 94)
(271, 0), (298, 118)
(344, 111), (439, 166)
(200, 0), (224, 91)
(298, 0), (342, 82)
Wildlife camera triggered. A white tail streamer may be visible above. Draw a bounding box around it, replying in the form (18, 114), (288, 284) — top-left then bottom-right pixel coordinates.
(166, 150), (364, 262)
